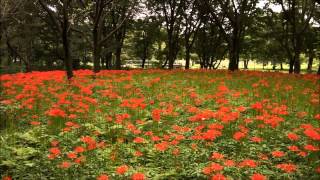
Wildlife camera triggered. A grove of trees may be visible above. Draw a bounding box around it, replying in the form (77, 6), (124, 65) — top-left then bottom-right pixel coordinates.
(0, 0), (319, 77)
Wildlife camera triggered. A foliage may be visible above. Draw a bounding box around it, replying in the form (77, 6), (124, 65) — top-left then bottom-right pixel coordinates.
(0, 70), (320, 179)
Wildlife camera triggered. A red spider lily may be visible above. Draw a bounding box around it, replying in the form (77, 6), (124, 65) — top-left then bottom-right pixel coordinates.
(30, 121), (41, 126)
(251, 173), (266, 180)
(250, 137), (263, 143)
(251, 102), (263, 110)
(50, 140), (59, 147)
(154, 141), (169, 151)
(116, 165), (129, 175)
(233, 131), (246, 141)
(224, 160), (235, 167)
(287, 133), (299, 141)
(49, 147), (61, 156)
(202, 129), (222, 141)
(2, 176), (12, 180)
(152, 109), (162, 121)
(131, 172), (145, 180)
(81, 136), (97, 150)
(287, 145), (300, 152)
(58, 161), (72, 169)
(133, 137), (145, 143)
(74, 155), (86, 164)
(46, 108), (66, 118)
(304, 128), (320, 141)
(211, 152), (224, 160)
(74, 146), (86, 153)
(304, 144), (319, 151)
(67, 152), (77, 159)
(211, 173), (226, 180)
(96, 174), (109, 180)
(238, 159), (257, 168)
(134, 151), (143, 157)
(271, 151), (285, 158)
(120, 98), (146, 110)
(276, 163), (297, 173)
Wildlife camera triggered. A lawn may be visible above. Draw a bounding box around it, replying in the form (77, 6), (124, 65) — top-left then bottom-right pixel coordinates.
(0, 70), (319, 180)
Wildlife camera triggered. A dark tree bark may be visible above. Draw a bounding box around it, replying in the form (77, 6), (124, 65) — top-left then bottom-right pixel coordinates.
(39, 0), (73, 79)
(182, 0), (200, 69)
(307, 49), (314, 73)
(244, 59), (249, 69)
(105, 52), (112, 69)
(62, 2), (73, 79)
(115, 47), (121, 69)
(185, 48), (191, 69)
(159, 0), (183, 69)
(276, 0), (315, 74)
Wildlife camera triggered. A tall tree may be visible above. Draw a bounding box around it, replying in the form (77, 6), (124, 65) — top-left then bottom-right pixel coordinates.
(182, 0), (200, 69)
(200, 0), (258, 71)
(271, 0), (316, 74)
(38, 0), (75, 79)
(148, 0), (184, 69)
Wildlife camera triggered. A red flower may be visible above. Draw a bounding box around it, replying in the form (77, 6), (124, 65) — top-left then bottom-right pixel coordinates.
(74, 146), (85, 153)
(271, 151), (285, 158)
(2, 176), (12, 180)
(49, 147), (61, 156)
(287, 145), (300, 152)
(211, 152), (224, 160)
(30, 121), (41, 126)
(152, 109), (162, 121)
(67, 152), (77, 159)
(250, 136), (263, 143)
(304, 144), (319, 151)
(276, 163), (297, 173)
(50, 140), (59, 147)
(133, 137), (145, 143)
(134, 151), (143, 157)
(238, 159), (257, 168)
(46, 108), (66, 117)
(154, 142), (169, 151)
(224, 160), (235, 167)
(210, 163), (224, 171)
(287, 133), (299, 141)
(211, 173), (226, 180)
(97, 174), (109, 180)
(304, 129), (320, 141)
(131, 172), (145, 180)
(233, 131), (246, 141)
(59, 161), (71, 169)
(116, 165), (129, 175)
(251, 173), (266, 180)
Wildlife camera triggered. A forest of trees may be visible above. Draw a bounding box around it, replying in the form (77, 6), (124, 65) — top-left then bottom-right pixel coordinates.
(0, 0), (319, 78)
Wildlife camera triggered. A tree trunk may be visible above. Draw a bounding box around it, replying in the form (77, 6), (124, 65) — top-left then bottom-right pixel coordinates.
(307, 50), (313, 73)
(243, 59), (249, 69)
(280, 62), (283, 70)
(62, 14), (73, 79)
(105, 52), (112, 69)
(115, 47), (121, 69)
(289, 58), (294, 74)
(228, 34), (240, 71)
(168, 44), (174, 69)
(141, 46), (147, 68)
(93, 28), (101, 73)
(185, 47), (190, 69)
(318, 62), (320, 75)
(293, 52), (301, 74)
